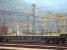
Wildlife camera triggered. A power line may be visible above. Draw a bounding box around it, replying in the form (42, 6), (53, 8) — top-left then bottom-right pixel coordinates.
(0, 10), (32, 16)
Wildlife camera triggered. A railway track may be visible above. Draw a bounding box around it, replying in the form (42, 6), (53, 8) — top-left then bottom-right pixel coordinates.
(0, 42), (67, 49)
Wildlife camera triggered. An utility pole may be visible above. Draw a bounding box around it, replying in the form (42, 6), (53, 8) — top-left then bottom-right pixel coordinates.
(8, 15), (13, 36)
(41, 17), (45, 35)
(60, 13), (65, 34)
(41, 17), (47, 36)
(0, 16), (2, 35)
(27, 16), (29, 35)
(32, 4), (36, 36)
(56, 13), (59, 33)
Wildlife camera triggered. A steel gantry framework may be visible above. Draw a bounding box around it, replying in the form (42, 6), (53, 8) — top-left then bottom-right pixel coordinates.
(0, 9), (67, 36)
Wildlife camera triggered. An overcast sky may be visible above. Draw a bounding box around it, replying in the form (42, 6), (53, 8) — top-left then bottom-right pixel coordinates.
(0, 0), (67, 12)
(24, 0), (67, 12)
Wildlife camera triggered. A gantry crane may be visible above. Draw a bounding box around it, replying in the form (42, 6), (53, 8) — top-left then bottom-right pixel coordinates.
(32, 4), (36, 36)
